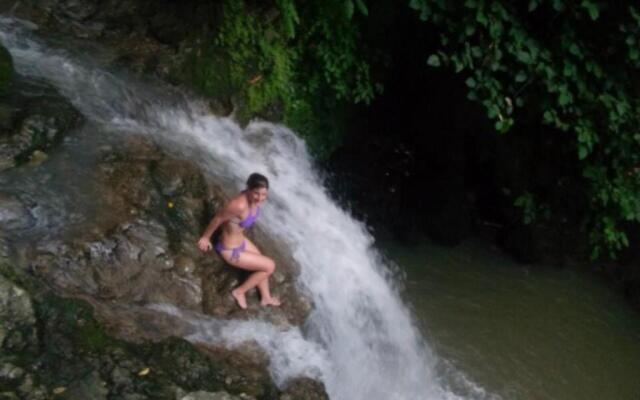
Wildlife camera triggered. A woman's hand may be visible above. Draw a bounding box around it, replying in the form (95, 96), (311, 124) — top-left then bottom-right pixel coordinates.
(198, 237), (212, 252)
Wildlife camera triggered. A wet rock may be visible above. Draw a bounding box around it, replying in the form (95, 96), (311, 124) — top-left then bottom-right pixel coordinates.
(16, 374), (46, 399)
(178, 391), (248, 400)
(27, 149), (48, 166)
(0, 16), (328, 395)
(280, 378), (329, 400)
(56, 0), (100, 21)
(110, 365), (134, 392)
(0, 234), (9, 263)
(0, 274), (37, 351)
(0, 363), (25, 386)
(23, 135), (312, 325)
(29, 218), (202, 309)
(58, 371), (108, 400)
(121, 394), (148, 400)
(0, 193), (33, 231)
(0, 82), (82, 171)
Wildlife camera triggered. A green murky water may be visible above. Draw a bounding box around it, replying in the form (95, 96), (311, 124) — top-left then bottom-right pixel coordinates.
(385, 240), (640, 400)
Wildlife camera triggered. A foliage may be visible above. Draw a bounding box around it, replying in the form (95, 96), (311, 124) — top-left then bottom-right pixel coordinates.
(187, 0), (375, 158)
(409, 0), (640, 258)
(514, 191), (551, 225)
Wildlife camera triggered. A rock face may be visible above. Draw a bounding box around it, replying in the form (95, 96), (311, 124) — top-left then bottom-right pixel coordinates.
(0, 2), (327, 397)
(0, 45), (84, 172)
(2, 135), (321, 398)
(0, 0), (218, 79)
(0, 192), (33, 231)
(24, 135), (311, 328)
(0, 274), (37, 352)
(0, 266), (324, 399)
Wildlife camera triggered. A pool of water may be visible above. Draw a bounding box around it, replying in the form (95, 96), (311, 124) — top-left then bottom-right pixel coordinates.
(384, 239), (640, 400)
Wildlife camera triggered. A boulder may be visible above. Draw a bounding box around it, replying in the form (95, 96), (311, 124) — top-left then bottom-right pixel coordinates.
(280, 378), (329, 400)
(0, 82), (83, 171)
(58, 371), (108, 400)
(0, 274), (37, 351)
(25, 135), (312, 330)
(0, 363), (25, 387)
(0, 193), (33, 231)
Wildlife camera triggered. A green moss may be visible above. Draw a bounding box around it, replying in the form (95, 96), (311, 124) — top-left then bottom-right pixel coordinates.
(0, 263), (36, 294)
(168, 0), (375, 160)
(0, 265), (290, 399)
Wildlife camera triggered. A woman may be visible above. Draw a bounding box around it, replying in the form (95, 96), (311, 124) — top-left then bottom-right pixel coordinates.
(197, 173), (280, 309)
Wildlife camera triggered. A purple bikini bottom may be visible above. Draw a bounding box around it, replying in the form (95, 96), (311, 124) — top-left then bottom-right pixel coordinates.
(215, 240), (246, 261)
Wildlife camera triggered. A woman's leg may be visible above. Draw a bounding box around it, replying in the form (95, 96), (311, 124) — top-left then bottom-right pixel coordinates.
(244, 239), (280, 306)
(220, 249), (275, 309)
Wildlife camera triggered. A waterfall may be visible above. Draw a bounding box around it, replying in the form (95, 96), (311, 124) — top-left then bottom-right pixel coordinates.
(0, 16), (494, 400)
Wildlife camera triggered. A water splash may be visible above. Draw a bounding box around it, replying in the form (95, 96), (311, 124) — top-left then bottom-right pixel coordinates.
(0, 16), (495, 400)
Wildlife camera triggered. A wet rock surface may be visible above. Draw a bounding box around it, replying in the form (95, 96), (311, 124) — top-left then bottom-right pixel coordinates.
(0, 3), (327, 398)
(0, 264), (327, 400)
(0, 51), (83, 172)
(0, 0), (235, 115)
(0, 133), (323, 398)
(0, 274), (36, 352)
(0, 192), (33, 231)
(0, 0), (214, 77)
(20, 135), (311, 327)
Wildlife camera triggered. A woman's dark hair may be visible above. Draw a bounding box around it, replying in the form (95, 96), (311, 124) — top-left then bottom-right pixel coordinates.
(246, 172), (269, 190)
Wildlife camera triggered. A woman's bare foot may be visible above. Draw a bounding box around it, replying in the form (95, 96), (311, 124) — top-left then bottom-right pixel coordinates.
(260, 297), (281, 307)
(231, 289), (248, 309)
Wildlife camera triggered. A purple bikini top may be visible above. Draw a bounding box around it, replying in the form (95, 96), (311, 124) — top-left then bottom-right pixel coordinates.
(238, 206), (260, 229)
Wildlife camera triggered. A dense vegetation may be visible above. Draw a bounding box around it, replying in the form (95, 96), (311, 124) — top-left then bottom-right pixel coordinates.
(190, 0), (640, 261)
(408, 0), (640, 259)
(180, 0), (376, 157)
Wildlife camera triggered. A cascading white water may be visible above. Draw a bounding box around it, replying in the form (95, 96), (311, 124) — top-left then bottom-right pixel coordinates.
(0, 16), (495, 400)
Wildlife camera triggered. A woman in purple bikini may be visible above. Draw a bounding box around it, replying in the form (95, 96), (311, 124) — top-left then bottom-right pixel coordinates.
(197, 173), (280, 309)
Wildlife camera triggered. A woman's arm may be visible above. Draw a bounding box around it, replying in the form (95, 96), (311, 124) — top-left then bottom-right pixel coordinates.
(197, 202), (240, 251)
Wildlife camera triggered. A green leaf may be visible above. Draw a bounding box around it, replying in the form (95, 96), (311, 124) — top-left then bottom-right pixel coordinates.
(345, 0), (354, 19)
(528, 0), (540, 12)
(581, 0), (600, 20)
(465, 76), (477, 88)
(409, 0), (423, 10)
(578, 145), (588, 159)
(495, 118), (513, 133)
(517, 51), (532, 64)
(355, 0), (368, 16)
(559, 89), (573, 106)
(465, 24), (476, 36)
(476, 10), (488, 26)
(427, 54), (441, 67)
(569, 43), (581, 57)
(552, 0), (565, 12)
(515, 71), (527, 82)
(632, 6), (640, 24)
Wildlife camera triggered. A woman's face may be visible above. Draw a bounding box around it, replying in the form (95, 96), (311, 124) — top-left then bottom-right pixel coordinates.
(248, 187), (268, 205)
